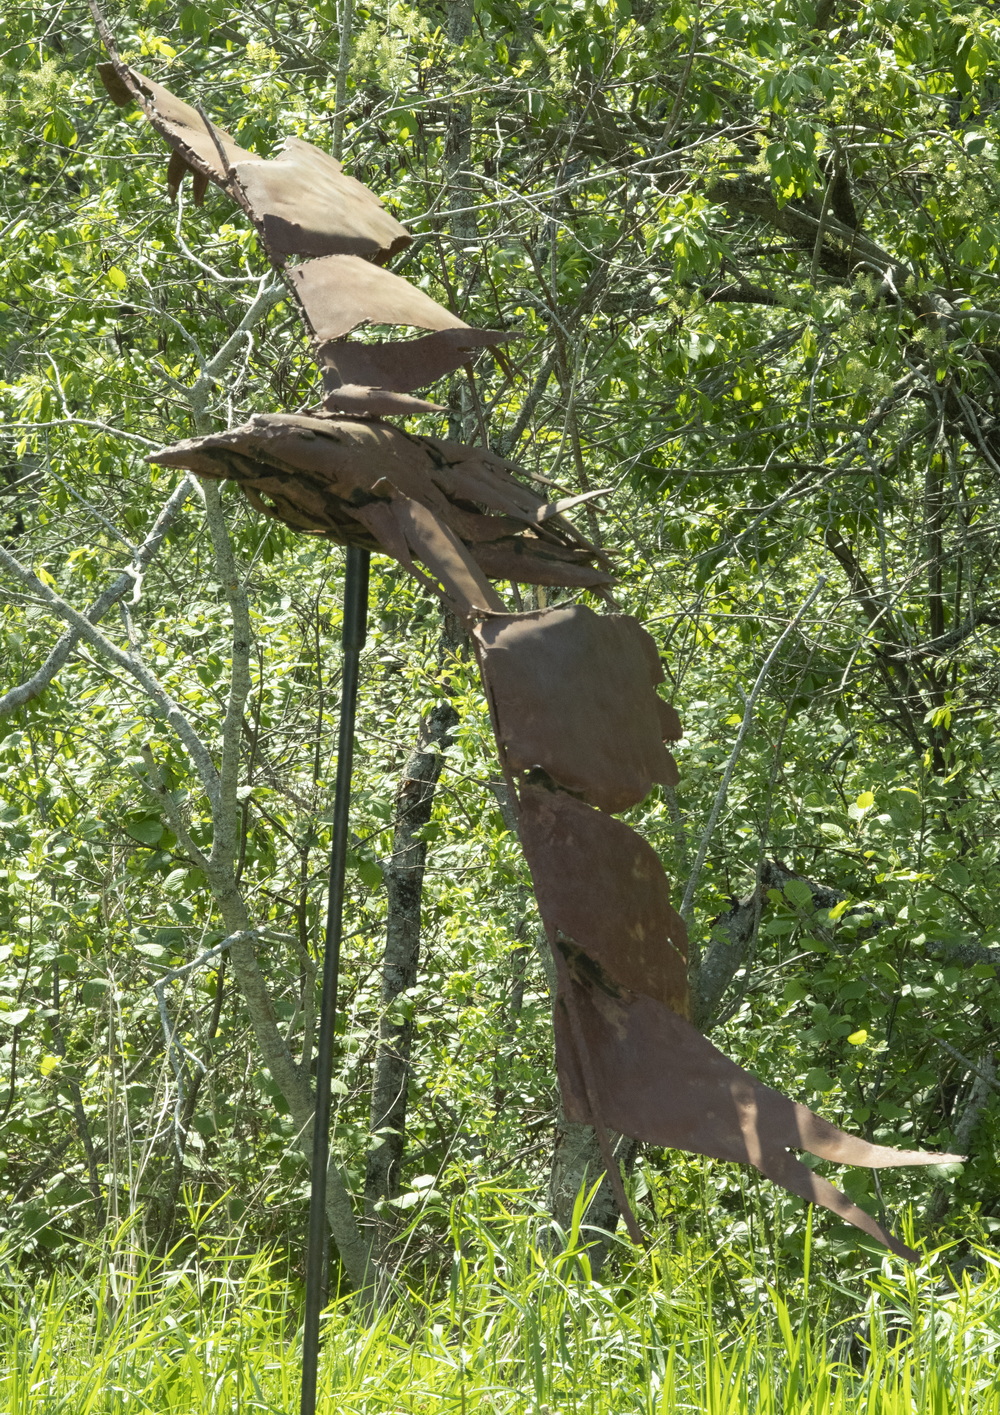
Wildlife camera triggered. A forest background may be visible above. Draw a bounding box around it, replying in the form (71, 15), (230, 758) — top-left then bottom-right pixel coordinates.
(1, 0), (999, 1308)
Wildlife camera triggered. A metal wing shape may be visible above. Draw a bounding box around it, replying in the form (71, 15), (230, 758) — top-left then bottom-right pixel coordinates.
(105, 22), (961, 1261)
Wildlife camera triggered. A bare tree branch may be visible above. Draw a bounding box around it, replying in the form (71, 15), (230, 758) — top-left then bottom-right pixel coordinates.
(0, 475), (195, 718)
(0, 540), (222, 807)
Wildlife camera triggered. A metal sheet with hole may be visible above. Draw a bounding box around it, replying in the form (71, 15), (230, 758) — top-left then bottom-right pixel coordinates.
(553, 957), (958, 1262)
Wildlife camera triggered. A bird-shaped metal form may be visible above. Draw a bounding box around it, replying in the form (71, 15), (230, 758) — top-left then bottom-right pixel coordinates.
(94, 28), (959, 1263)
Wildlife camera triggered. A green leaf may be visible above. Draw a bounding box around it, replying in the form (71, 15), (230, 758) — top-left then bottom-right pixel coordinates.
(357, 859), (383, 889)
(803, 1068), (836, 1094)
(783, 879), (815, 909)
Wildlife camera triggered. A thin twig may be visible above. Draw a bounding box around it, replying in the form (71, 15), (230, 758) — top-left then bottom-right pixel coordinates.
(0, 475), (195, 717)
(679, 578), (827, 924)
(0, 541), (222, 808)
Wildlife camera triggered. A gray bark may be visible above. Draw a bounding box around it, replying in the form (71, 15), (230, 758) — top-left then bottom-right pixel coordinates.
(0, 476), (193, 718)
(928, 1052), (995, 1224)
(364, 700), (458, 1250)
(697, 856), (1000, 1028)
(548, 1113), (640, 1272)
(693, 858), (876, 1027)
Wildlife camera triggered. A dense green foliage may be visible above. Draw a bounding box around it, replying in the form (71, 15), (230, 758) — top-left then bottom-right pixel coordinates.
(1, 0), (998, 1298)
(3, 1205), (1000, 1412)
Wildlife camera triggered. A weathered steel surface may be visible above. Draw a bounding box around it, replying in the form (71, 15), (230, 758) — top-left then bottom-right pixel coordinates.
(291, 255), (467, 341)
(96, 61), (409, 262)
(471, 540), (613, 589)
(97, 63), (253, 193)
(319, 329), (514, 396)
(319, 385), (444, 419)
(477, 606), (679, 812)
(552, 952), (961, 1262)
(149, 415), (612, 590)
(517, 785), (689, 1016)
(234, 141), (411, 263)
(354, 492), (507, 616)
(104, 32), (963, 1262)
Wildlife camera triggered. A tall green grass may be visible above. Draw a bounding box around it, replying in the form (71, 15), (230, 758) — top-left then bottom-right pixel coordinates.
(2, 1187), (998, 1414)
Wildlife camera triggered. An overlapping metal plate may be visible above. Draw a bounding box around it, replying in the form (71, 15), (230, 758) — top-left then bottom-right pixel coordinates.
(149, 415), (613, 594)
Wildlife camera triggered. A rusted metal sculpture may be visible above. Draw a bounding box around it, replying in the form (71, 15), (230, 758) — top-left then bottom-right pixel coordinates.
(93, 27), (959, 1292)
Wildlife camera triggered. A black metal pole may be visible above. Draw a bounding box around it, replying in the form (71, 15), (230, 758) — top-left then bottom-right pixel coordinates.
(301, 544), (370, 1415)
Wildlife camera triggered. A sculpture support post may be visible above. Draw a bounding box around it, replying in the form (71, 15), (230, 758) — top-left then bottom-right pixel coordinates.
(301, 544), (370, 1415)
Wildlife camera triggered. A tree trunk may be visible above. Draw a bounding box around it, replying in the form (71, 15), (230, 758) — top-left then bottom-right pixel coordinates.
(364, 699), (458, 1253)
(548, 1114), (640, 1273)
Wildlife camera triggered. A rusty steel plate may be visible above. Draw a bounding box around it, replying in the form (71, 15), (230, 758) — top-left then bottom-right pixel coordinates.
(516, 785), (689, 1015)
(477, 607), (678, 812)
(150, 416), (610, 588)
(96, 61), (135, 107)
(233, 139), (411, 263)
(470, 541), (614, 589)
(318, 385), (444, 418)
(553, 960), (962, 1262)
(319, 328), (515, 395)
(291, 256), (468, 342)
(359, 489), (506, 616)
(97, 64), (253, 188)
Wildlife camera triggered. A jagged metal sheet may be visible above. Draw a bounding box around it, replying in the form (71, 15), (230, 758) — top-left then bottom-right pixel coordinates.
(516, 785), (689, 1016)
(471, 540), (614, 590)
(96, 61), (409, 261)
(96, 63), (253, 187)
(291, 255), (467, 341)
(318, 385), (444, 418)
(352, 491), (506, 616)
(477, 606), (679, 813)
(233, 140), (411, 263)
(319, 328), (515, 395)
(552, 951), (960, 1262)
(103, 33), (956, 1262)
(148, 415), (611, 590)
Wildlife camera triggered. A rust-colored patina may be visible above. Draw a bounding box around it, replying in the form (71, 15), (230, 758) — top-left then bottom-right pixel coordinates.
(476, 606), (679, 813)
(234, 141), (411, 263)
(96, 62), (253, 196)
(516, 785), (689, 1015)
(551, 949), (957, 1261)
(96, 57), (409, 263)
(104, 32), (961, 1262)
(319, 329), (515, 397)
(150, 415), (614, 594)
(319, 385), (445, 419)
(291, 255), (466, 340)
